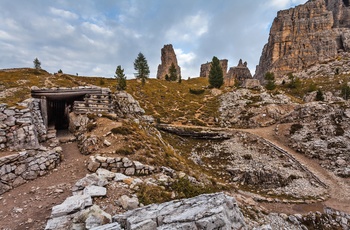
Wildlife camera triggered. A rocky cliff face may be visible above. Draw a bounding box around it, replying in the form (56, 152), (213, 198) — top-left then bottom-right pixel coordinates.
(225, 59), (253, 86)
(255, 0), (350, 81)
(156, 44), (181, 80)
(199, 59), (228, 78)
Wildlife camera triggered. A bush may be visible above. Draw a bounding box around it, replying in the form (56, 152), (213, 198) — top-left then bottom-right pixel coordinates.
(341, 84), (350, 100)
(115, 146), (133, 155)
(315, 89), (324, 101)
(190, 119), (206, 126)
(189, 88), (205, 95)
(111, 126), (132, 135)
(290, 123), (303, 135)
(170, 177), (218, 199)
(87, 123), (97, 132)
(137, 184), (172, 205)
(264, 72), (276, 90)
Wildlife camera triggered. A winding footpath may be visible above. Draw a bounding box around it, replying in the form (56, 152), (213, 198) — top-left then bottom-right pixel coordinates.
(164, 123), (350, 213)
(244, 125), (350, 213)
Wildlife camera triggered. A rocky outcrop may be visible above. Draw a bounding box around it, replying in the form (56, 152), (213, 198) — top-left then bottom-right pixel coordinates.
(114, 91), (145, 118)
(219, 89), (296, 128)
(284, 102), (350, 177)
(225, 59), (253, 87)
(200, 59), (228, 78)
(255, 0), (350, 81)
(156, 44), (181, 80)
(113, 192), (246, 230)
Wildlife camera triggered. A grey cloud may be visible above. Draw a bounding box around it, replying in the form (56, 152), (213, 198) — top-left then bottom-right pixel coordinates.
(0, 0), (307, 78)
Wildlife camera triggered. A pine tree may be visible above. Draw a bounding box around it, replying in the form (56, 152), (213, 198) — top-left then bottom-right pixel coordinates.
(264, 72), (276, 90)
(341, 84), (350, 100)
(33, 58), (41, 69)
(208, 56), (223, 88)
(315, 89), (324, 101)
(134, 52), (150, 85)
(115, 65), (127, 91)
(168, 63), (177, 81)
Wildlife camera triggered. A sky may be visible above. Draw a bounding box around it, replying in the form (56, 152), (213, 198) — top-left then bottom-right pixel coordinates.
(0, 0), (307, 79)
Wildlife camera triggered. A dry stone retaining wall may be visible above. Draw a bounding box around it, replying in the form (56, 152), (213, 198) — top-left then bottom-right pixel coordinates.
(0, 99), (47, 151)
(87, 155), (157, 176)
(0, 146), (62, 194)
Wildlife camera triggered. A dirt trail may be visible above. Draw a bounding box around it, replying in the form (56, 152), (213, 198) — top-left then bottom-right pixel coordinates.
(243, 125), (350, 213)
(164, 123), (350, 213)
(0, 141), (89, 230)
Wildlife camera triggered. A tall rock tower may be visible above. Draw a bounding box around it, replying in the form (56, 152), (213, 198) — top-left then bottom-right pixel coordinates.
(157, 44), (181, 80)
(255, 0), (350, 81)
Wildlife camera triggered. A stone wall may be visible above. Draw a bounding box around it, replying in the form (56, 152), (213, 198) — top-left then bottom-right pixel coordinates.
(0, 99), (47, 151)
(87, 155), (157, 176)
(0, 146), (62, 194)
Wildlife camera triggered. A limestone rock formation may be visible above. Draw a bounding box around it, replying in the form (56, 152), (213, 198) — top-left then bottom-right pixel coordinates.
(156, 44), (181, 80)
(113, 192), (246, 229)
(255, 0), (350, 81)
(200, 59), (228, 78)
(225, 59), (253, 86)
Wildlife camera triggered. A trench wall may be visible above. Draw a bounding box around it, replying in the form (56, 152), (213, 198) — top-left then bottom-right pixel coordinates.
(0, 147), (62, 194)
(0, 100), (47, 151)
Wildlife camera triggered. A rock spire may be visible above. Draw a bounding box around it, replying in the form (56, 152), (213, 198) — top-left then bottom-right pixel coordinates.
(156, 44), (181, 80)
(225, 59), (252, 87)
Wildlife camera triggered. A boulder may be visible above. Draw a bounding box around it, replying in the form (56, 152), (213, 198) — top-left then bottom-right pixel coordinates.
(51, 195), (93, 218)
(113, 192), (246, 229)
(83, 185), (107, 197)
(118, 195), (139, 210)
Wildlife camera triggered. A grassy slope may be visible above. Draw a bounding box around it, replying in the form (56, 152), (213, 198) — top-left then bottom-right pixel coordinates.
(0, 68), (221, 126)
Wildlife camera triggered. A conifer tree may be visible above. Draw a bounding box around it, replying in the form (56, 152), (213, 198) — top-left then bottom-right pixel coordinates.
(168, 63), (177, 81)
(208, 56), (223, 88)
(315, 89), (324, 101)
(115, 65), (127, 91)
(134, 52), (150, 85)
(33, 58), (41, 69)
(264, 72), (276, 90)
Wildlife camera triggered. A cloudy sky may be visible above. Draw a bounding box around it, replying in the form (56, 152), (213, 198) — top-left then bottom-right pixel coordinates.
(0, 0), (307, 79)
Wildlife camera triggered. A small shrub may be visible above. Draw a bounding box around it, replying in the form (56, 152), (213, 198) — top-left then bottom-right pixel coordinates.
(290, 123), (303, 135)
(87, 123), (97, 132)
(111, 126), (132, 135)
(137, 184), (172, 205)
(335, 125), (345, 136)
(87, 113), (97, 121)
(242, 154), (252, 160)
(99, 79), (105, 85)
(170, 177), (219, 199)
(115, 146), (134, 155)
(341, 84), (350, 100)
(315, 89), (324, 101)
(189, 88), (205, 95)
(190, 119), (206, 126)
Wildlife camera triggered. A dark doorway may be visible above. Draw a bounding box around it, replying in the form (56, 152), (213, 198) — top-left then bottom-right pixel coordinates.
(344, 0), (350, 7)
(31, 88), (103, 130)
(47, 95), (84, 130)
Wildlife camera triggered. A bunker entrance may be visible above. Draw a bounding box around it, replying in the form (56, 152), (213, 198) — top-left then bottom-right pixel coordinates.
(47, 96), (83, 130)
(31, 88), (103, 130)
